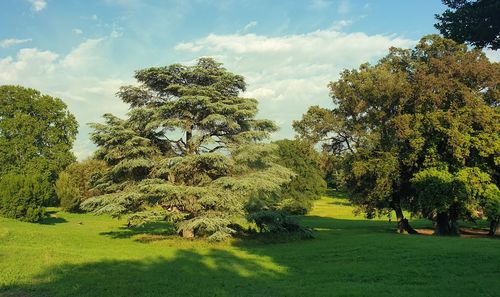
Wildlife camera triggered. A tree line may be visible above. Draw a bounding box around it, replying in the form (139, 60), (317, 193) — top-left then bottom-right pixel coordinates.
(0, 0), (499, 238)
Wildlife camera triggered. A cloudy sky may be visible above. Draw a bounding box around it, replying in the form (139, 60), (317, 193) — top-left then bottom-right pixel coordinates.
(1, 0), (496, 159)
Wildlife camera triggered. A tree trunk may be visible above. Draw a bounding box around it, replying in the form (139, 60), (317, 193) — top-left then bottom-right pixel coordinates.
(435, 212), (450, 235)
(488, 219), (499, 236)
(182, 229), (194, 239)
(434, 212), (460, 236)
(185, 125), (194, 155)
(394, 205), (418, 234)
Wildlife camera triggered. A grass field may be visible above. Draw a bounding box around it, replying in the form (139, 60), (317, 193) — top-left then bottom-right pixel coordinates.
(1, 192), (499, 297)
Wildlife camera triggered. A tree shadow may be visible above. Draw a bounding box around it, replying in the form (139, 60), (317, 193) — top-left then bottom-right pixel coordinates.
(0, 249), (288, 297)
(39, 210), (67, 225)
(100, 221), (177, 241)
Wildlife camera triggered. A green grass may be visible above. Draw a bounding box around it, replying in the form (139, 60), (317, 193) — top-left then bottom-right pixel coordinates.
(1, 192), (499, 297)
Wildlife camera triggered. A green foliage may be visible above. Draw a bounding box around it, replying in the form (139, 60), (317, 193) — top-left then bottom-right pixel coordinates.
(83, 58), (294, 240)
(294, 35), (500, 234)
(274, 139), (326, 214)
(55, 160), (108, 212)
(0, 85), (78, 184)
(435, 0), (500, 49)
(0, 171), (51, 222)
(411, 168), (458, 217)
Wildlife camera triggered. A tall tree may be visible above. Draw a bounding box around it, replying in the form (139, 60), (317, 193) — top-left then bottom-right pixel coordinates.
(0, 86), (78, 180)
(435, 0), (500, 49)
(294, 35), (500, 235)
(0, 85), (78, 214)
(82, 58), (294, 240)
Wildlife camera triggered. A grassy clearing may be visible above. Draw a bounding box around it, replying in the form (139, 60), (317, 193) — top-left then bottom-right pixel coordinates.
(1, 192), (499, 297)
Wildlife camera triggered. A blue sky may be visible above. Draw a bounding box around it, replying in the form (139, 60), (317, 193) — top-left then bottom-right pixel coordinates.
(1, 0), (496, 159)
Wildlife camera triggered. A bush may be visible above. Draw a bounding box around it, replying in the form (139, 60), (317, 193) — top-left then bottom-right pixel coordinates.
(0, 171), (51, 222)
(55, 160), (107, 212)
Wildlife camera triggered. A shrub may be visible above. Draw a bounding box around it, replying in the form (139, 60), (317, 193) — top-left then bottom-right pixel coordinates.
(55, 160), (107, 212)
(0, 171), (51, 222)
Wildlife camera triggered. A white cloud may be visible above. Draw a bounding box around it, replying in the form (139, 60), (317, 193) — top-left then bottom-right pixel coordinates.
(243, 21), (258, 32)
(0, 38), (32, 48)
(73, 28), (83, 35)
(27, 0), (47, 11)
(484, 49), (500, 62)
(176, 29), (415, 140)
(0, 37), (130, 160)
(332, 19), (352, 30)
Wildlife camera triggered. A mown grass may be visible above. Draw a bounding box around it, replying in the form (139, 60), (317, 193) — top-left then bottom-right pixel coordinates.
(1, 191), (499, 297)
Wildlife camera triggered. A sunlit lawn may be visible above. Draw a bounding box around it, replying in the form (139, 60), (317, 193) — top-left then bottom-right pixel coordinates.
(1, 191), (499, 297)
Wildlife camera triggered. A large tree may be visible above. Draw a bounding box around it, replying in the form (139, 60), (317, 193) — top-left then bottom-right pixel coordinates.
(82, 58), (294, 240)
(435, 0), (500, 49)
(294, 35), (500, 235)
(0, 86), (78, 218)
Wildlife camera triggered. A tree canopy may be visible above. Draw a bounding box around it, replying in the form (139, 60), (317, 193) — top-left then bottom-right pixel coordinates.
(0, 85), (78, 181)
(435, 0), (500, 49)
(82, 58), (294, 240)
(294, 35), (500, 235)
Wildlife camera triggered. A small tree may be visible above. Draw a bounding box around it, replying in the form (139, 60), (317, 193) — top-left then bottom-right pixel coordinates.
(55, 160), (108, 212)
(274, 139), (326, 214)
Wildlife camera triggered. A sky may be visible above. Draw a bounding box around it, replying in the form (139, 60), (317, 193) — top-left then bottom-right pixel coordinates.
(0, 0), (497, 160)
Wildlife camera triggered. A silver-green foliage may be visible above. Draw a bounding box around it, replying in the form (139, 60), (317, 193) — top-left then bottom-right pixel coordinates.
(82, 58), (294, 240)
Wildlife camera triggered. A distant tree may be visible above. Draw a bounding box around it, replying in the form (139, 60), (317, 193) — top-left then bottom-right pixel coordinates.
(294, 35), (500, 235)
(0, 86), (78, 182)
(274, 139), (326, 214)
(82, 58), (294, 240)
(435, 0), (500, 49)
(55, 160), (108, 212)
(0, 85), (78, 220)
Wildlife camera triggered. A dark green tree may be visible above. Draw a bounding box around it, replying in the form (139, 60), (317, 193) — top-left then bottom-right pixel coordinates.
(82, 58), (294, 240)
(294, 35), (500, 235)
(0, 171), (51, 222)
(274, 139), (326, 214)
(435, 0), (500, 49)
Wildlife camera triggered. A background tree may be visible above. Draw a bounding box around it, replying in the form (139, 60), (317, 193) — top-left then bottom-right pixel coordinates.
(0, 86), (78, 182)
(55, 159), (108, 212)
(435, 0), (500, 49)
(294, 35), (499, 235)
(273, 139), (326, 214)
(82, 58), (294, 240)
(0, 85), (78, 220)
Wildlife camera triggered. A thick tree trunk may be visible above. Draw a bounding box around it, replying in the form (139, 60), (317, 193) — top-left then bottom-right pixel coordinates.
(182, 229), (194, 239)
(434, 212), (450, 235)
(434, 212), (460, 236)
(488, 219), (499, 236)
(394, 205), (418, 234)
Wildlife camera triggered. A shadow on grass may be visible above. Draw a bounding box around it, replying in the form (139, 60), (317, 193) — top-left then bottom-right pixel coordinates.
(0, 249), (287, 297)
(100, 221), (177, 241)
(39, 211), (67, 225)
